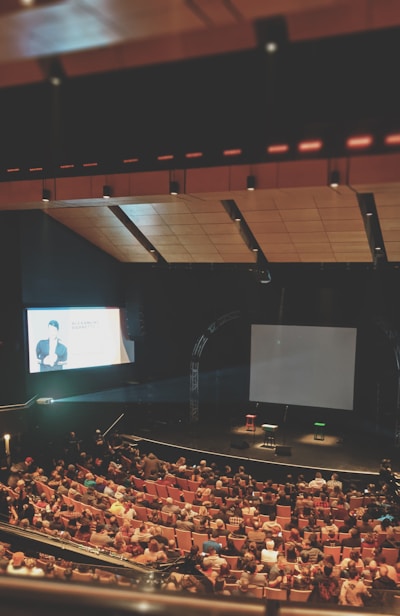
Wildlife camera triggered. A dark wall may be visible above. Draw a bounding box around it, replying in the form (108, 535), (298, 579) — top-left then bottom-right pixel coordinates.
(1, 207), (399, 436)
(0, 213), (25, 404)
(17, 211), (137, 400)
(123, 263), (400, 430)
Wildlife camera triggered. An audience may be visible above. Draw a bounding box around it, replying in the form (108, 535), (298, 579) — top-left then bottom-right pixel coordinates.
(0, 438), (397, 609)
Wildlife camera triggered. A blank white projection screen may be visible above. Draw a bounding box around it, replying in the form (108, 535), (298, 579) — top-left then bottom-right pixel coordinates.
(249, 325), (357, 410)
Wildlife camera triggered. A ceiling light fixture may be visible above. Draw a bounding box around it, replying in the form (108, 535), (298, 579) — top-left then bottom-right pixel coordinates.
(329, 170), (340, 188)
(42, 188), (51, 202)
(103, 185), (112, 199)
(169, 181), (179, 196)
(247, 175), (256, 191)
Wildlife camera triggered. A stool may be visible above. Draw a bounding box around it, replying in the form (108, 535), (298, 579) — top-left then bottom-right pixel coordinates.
(245, 414), (257, 431)
(314, 422), (326, 440)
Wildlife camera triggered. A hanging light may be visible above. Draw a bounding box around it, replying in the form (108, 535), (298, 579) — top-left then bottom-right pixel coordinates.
(247, 175), (256, 191)
(329, 170), (340, 188)
(103, 185), (112, 199)
(42, 188), (51, 202)
(169, 181), (179, 195)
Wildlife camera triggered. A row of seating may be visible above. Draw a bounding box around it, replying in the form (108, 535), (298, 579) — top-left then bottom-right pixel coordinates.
(223, 585), (312, 601)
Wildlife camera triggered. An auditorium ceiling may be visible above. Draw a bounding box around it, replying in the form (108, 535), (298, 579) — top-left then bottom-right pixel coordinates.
(0, 0), (400, 266)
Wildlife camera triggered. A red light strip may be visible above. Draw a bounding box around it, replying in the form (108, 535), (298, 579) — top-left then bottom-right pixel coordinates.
(6, 167), (20, 173)
(223, 148), (242, 157)
(123, 158), (139, 164)
(29, 167), (43, 172)
(267, 144), (289, 154)
(346, 135), (373, 149)
(59, 164), (75, 169)
(185, 151), (203, 159)
(384, 133), (400, 146)
(157, 154), (174, 161)
(82, 162), (98, 167)
(298, 140), (323, 152)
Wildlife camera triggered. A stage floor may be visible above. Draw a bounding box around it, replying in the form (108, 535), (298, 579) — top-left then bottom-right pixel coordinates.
(128, 415), (394, 478)
(17, 380), (398, 479)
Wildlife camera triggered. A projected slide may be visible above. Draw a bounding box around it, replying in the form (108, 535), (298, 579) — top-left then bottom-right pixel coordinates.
(26, 307), (134, 373)
(249, 324), (357, 410)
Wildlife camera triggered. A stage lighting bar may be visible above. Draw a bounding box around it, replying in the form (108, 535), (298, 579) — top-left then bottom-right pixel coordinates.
(123, 158), (139, 164)
(157, 154), (174, 161)
(267, 144), (289, 154)
(223, 148), (242, 157)
(298, 140), (323, 152)
(346, 135), (373, 149)
(185, 152), (203, 159)
(384, 133), (400, 146)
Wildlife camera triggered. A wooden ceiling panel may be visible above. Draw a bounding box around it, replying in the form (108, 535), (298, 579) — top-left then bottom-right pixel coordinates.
(300, 253), (336, 262)
(193, 212), (230, 224)
(385, 243), (400, 260)
(159, 213), (199, 225)
(187, 244), (220, 255)
(289, 232), (329, 243)
(377, 219), (400, 231)
(153, 201), (192, 215)
(123, 213), (165, 226)
(241, 210), (283, 223)
(284, 220), (325, 233)
(376, 205), (400, 219)
(334, 252), (372, 262)
(267, 253), (300, 262)
(199, 223), (239, 235)
(279, 208), (321, 222)
(250, 221), (288, 234)
(179, 235), (214, 246)
(292, 243), (335, 254)
(265, 244), (300, 255)
(318, 207), (362, 220)
(210, 234), (246, 245)
(169, 224), (205, 235)
(257, 232), (292, 244)
(322, 219), (365, 232)
(327, 231), (369, 243)
(381, 229), (400, 241)
(137, 225), (175, 237)
(192, 254), (224, 263)
(47, 206), (153, 262)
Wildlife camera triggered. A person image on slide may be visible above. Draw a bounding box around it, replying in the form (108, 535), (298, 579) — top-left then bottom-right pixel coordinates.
(36, 320), (68, 371)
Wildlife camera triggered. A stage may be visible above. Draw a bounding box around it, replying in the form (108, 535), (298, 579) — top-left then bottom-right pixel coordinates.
(125, 414), (390, 479)
(2, 378), (397, 483)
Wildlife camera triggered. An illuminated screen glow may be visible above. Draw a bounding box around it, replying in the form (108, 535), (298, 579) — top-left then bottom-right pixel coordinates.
(26, 307), (134, 373)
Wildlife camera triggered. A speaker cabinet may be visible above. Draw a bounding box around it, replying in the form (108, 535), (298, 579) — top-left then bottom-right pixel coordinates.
(275, 445), (292, 456)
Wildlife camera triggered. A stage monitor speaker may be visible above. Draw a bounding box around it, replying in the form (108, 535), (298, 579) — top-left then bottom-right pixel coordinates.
(275, 445), (292, 456)
(230, 439), (249, 450)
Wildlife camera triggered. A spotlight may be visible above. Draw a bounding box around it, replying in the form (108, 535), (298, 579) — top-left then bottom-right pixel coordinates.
(266, 41), (278, 54)
(42, 189), (51, 202)
(329, 170), (340, 188)
(247, 175), (256, 191)
(103, 185), (112, 199)
(259, 270), (272, 284)
(254, 15), (288, 55)
(169, 181), (179, 195)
